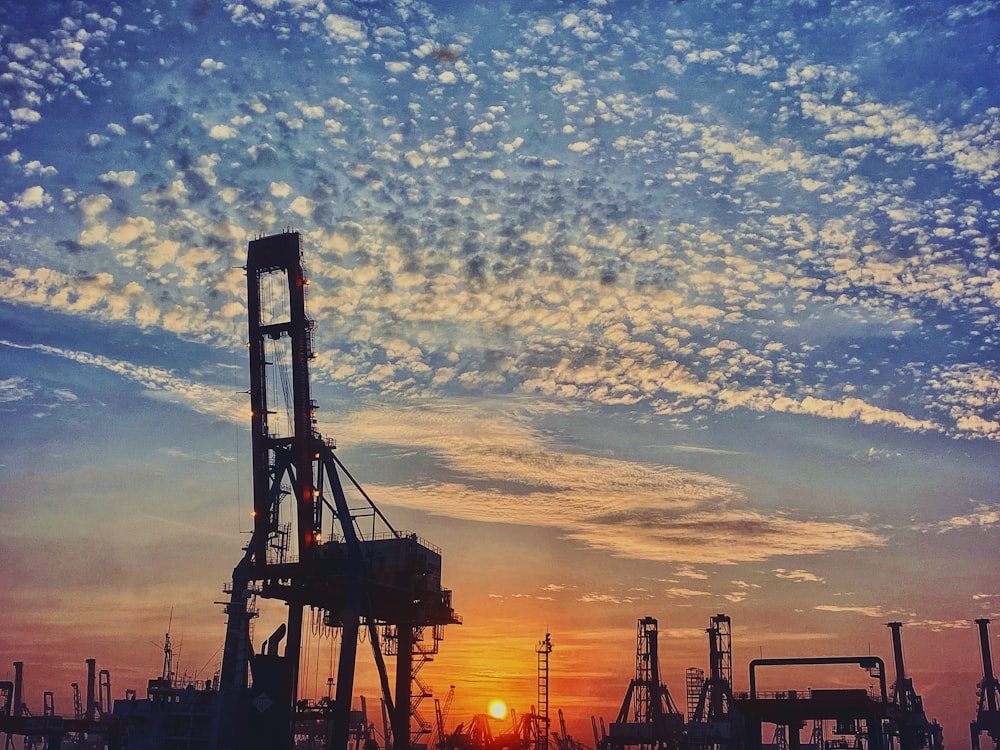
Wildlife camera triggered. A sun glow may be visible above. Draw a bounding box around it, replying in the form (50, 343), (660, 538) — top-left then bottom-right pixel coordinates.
(487, 699), (508, 720)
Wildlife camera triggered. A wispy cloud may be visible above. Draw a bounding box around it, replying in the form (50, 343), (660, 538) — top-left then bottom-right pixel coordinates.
(774, 568), (826, 584)
(343, 406), (884, 563)
(0, 340), (245, 423)
(924, 502), (1000, 533)
(814, 604), (886, 618)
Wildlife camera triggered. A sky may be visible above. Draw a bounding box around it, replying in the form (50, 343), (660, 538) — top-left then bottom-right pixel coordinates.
(1, 0), (999, 746)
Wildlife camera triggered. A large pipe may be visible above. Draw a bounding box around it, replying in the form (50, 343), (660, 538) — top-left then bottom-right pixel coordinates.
(975, 619), (998, 713)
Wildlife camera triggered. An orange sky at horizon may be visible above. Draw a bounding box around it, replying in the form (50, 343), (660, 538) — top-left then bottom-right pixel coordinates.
(1, 574), (990, 749)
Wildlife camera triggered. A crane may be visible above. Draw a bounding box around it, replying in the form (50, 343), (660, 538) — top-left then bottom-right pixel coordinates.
(435, 687), (456, 749)
(219, 231), (460, 750)
(885, 622), (943, 750)
(971, 618), (1000, 750)
(605, 617), (684, 750)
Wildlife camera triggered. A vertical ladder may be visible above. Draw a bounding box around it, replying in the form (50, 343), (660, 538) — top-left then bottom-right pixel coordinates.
(537, 633), (553, 750)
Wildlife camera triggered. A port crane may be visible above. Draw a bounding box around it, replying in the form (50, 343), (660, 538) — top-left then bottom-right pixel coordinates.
(971, 618), (1000, 750)
(219, 231), (460, 750)
(604, 617), (684, 750)
(687, 614), (740, 750)
(885, 622), (942, 750)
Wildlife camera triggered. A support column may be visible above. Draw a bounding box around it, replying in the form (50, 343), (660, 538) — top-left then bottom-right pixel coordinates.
(329, 600), (362, 750)
(12, 662), (22, 719)
(867, 717), (885, 750)
(787, 723), (801, 750)
(86, 659), (97, 721)
(393, 626), (414, 750)
(286, 603), (303, 715)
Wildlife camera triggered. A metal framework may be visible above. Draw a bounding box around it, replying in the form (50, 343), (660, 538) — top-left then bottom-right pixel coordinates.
(737, 656), (890, 750)
(686, 669), (705, 724)
(219, 231), (460, 750)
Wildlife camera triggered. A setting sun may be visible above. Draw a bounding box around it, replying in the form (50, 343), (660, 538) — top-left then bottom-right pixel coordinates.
(487, 699), (508, 721)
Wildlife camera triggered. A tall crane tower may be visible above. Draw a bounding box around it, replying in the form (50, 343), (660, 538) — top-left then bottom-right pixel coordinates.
(687, 614), (739, 750)
(971, 618), (1000, 750)
(885, 622), (942, 750)
(220, 231), (460, 750)
(606, 617), (684, 750)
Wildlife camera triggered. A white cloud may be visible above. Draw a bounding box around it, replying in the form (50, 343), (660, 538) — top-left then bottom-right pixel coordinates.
(295, 101), (325, 119)
(208, 124), (238, 139)
(132, 114), (159, 133)
(199, 58), (226, 74)
(13, 186), (48, 209)
(289, 196), (315, 218)
(11, 108), (41, 125)
(99, 170), (138, 187)
(109, 216), (156, 246)
(324, 14), (365, 44)
(0, 377), (32, 403)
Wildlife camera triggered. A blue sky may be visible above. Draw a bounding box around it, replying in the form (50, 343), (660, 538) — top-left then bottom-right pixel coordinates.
(1, 0), (999, 745)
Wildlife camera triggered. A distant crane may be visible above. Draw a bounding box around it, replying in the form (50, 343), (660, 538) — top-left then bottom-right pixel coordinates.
(604, 617), (684, 750)
(971, 618), (1000, 750)
(435, 686), (456, 749)
(687, 614), (740, 750)
(552, 708), (588, 750)
(885, 622), (943, 750)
